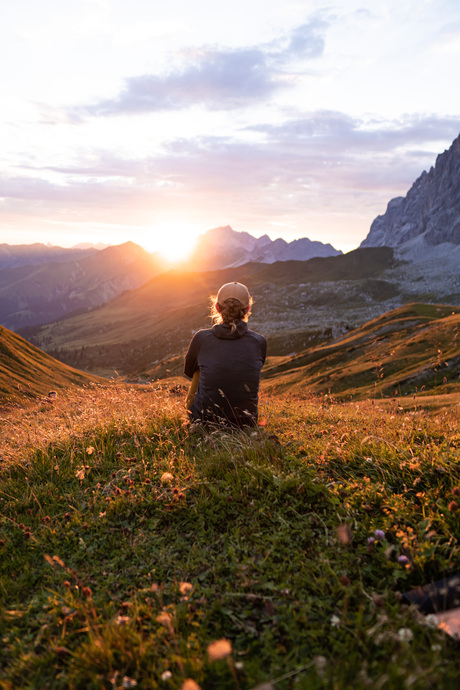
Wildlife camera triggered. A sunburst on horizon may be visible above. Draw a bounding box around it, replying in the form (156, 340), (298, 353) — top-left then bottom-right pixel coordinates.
(142, 222), (201, 263)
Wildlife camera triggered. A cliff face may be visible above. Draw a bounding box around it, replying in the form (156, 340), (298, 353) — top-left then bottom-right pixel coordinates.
(361, 133), (460, 250)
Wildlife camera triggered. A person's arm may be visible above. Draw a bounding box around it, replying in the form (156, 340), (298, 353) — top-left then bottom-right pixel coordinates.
(185, 370), (200, 409)
(184, 332), (201, 379)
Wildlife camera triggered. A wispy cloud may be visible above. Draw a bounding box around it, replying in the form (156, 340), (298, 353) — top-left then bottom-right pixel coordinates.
(4, 113), (458, 221)
(77, 16), (330, 116)
(248, 111), (460, 153)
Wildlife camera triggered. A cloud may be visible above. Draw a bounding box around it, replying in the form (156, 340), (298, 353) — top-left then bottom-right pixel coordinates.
(86, 48), (281, 115)
(274, 18), (329, 60)
(77, 16), (330, 116)
(248, 111), (460, 154)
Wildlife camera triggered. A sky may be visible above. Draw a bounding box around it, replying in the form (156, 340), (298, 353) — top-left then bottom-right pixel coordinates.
(1, 0), (460, 258)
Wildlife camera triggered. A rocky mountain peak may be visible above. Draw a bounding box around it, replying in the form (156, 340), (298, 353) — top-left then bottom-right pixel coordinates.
(361, 132), (460, 255)
(189, 225), (341, 270)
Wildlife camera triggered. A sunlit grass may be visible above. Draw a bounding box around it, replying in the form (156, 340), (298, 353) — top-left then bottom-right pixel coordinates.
(0, 385), (459, 688)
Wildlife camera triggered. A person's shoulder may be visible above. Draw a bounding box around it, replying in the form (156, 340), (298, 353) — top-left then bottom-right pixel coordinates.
(190, 328), (213, 344)
(246, 329), (266, 346)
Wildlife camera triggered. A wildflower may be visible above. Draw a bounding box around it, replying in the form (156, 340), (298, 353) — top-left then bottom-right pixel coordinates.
(207, 638), (232, 661)
(398, 555), (410, 566)
(425, 614), (439, 628)
(156, 611), (174, 635)
(161, 671), (172, 680)
(397, 628), (413, 642)
(160, 472), (174, 484)
(179, 581), (193, 596)
(86, 446), (95, 455)
(330, 615), (340, 627)
(374, 529), (385, 541)
(367, 536), (375, 544)
(82, 587), (93, 598)
(448, 501), (458, 512)
(116, 616), (130, 626)
(181, 680), (201, 690)
(122, 677), (137, 688)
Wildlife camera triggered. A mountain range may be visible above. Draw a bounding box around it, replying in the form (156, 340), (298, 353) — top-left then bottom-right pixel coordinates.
(0, 230), (341, 332)
(0, 243), (97, 270)
(185, 225), (341, 270)
(0, 242), (164, 331)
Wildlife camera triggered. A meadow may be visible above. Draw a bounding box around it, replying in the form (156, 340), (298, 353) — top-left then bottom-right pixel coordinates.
(0, 382), (459, 689)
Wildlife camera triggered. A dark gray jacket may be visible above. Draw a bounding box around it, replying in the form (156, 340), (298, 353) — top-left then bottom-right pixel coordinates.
(184, 321), (266, 427)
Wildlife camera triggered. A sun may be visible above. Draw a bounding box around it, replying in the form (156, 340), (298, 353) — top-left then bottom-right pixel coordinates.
(143, 222), (200, 263)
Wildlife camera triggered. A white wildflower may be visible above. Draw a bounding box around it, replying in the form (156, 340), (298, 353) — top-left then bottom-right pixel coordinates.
(425, 614), (439, 628)
(397, 627), (413, 642)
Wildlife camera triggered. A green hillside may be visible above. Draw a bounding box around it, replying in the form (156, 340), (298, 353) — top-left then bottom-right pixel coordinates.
(0, 326), (102, 407)
(262, 303), (460, 401)
(1, 381), (459, 688)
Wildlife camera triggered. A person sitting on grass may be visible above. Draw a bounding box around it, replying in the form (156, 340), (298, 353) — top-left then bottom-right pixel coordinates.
(184, 281), (266, 428)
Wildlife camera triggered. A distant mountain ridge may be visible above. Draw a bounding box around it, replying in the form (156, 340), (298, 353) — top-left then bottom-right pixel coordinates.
(0, 228), (342, 332)
(186, 225), (341, 269)
(361, 132), (460, 259)
(0, 243), (97, 270)
(0, 242), (163, 331)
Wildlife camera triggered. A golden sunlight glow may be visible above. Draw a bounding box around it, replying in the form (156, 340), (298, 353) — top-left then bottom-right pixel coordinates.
(145, 223), (200, 263)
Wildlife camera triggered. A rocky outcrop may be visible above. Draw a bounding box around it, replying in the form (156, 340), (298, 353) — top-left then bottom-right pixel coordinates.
(361, 133), (460, 252)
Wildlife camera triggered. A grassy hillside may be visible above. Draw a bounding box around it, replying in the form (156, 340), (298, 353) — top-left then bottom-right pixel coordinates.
(0, 325), (102, 407)
(262, 303), (460, 401)
(0, 384), (459, 688)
